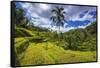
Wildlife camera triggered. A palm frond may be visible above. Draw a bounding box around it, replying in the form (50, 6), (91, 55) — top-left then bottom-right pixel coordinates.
(50, 6), (68, 28)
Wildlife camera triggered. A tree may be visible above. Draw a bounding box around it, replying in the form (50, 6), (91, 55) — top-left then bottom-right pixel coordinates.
(13, 2), (29, 27)
(50, 6), (66, 39)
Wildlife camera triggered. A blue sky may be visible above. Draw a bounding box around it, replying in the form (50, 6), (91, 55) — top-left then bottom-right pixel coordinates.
(15, 2), (97, 32)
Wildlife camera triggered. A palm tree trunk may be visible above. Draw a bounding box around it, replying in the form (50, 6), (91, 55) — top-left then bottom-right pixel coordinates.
(58, 26), (60, 41)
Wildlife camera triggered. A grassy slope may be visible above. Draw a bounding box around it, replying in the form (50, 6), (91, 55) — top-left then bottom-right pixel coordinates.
(15, 37), (96, 66)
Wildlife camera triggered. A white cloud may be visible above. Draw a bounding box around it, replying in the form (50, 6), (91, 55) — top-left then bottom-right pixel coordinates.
(49, 26), (76, 33)
(31, 12), (39, 18)
(77, 25), (86, 28)
(20, 2), (31, 9)
(39, 4), (50, 11)
(40, 18), (50, 25)
(31, 16), (51, 28)
(71, 10), (95, 22)
(40, 25), (51, 28)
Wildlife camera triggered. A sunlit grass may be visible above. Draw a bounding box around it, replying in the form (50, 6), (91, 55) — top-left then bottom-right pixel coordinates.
(15, 37), (25, 43)
(15, 38), (96, 66)
(15, 27), (36, 36)
(19, 43), (55, 66)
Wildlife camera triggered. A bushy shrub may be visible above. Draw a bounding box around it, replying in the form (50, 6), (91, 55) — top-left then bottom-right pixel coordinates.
(78, 38), (96, 51)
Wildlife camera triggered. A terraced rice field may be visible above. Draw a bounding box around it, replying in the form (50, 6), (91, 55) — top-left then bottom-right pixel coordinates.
(14, 37), (96, 66)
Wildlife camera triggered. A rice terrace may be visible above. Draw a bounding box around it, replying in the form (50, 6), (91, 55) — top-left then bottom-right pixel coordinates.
(11, 1), (97, 66)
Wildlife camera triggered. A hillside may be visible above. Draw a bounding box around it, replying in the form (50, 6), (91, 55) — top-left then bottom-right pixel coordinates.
(14, 21), (97, 66)
(63, 22), (97, 51)
(85, 21), (97, 36)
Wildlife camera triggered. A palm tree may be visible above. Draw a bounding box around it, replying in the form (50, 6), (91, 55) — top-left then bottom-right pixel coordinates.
(50, 6), (66, 39)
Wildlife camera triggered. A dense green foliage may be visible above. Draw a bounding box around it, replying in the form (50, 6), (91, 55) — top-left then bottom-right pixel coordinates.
(62, 22), (97, 51)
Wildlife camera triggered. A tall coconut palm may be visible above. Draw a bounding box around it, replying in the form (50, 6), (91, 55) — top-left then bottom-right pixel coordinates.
(50, 6), (66, 39)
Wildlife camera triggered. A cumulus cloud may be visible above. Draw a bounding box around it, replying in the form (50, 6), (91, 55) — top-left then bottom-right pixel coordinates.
(71, 10), (96, 21)
(39, 4), (50, 11)
(15, 2), (97, 32)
